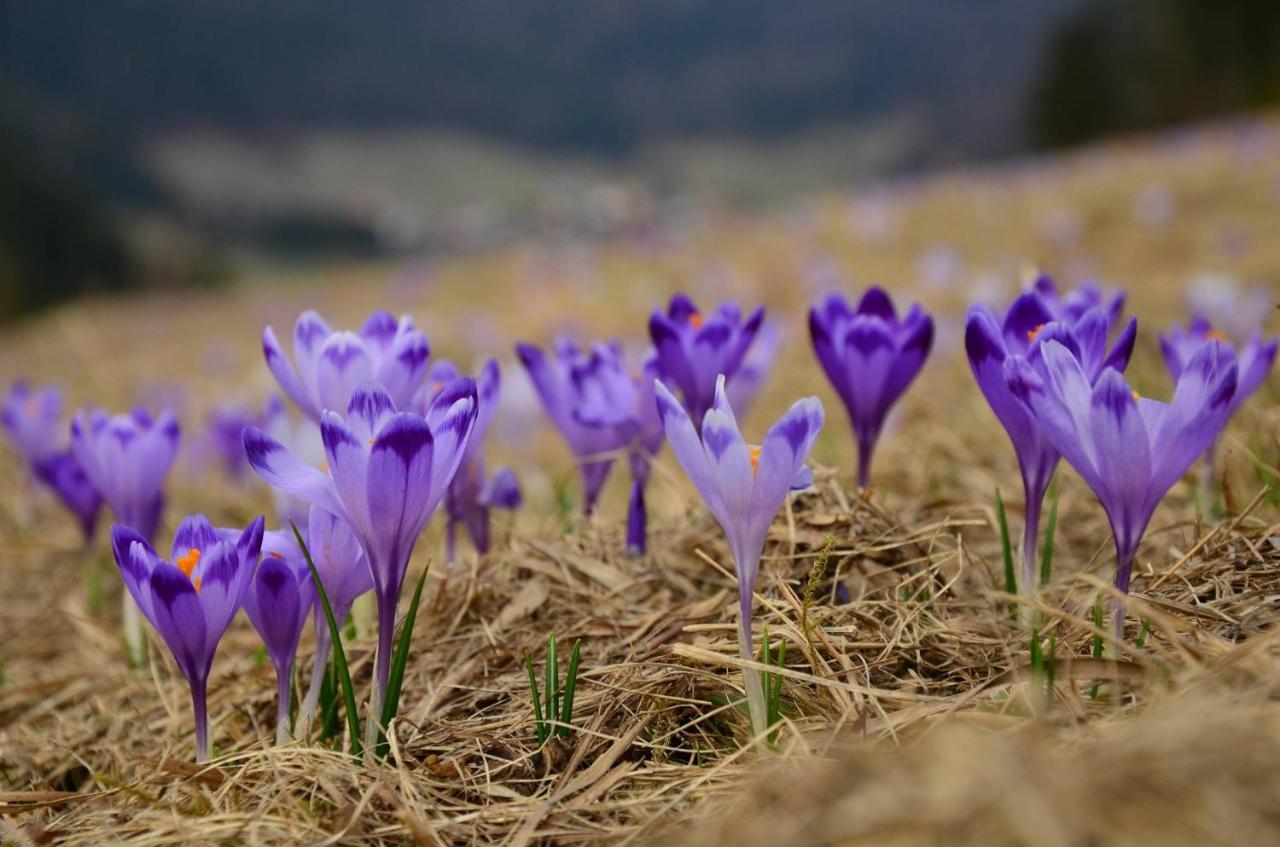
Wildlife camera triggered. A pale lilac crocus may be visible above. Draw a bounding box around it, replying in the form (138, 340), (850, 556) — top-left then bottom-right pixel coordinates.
(72, 407), (181, 664)
(649, 294), (766, 426)
(1159, 315), (1277, 500)
(1006, 341), (1237, 639)
(415, 360), (521, 562)
(202, 396), (284, 482)
(263, 309), (431, 424)
(655, 375), (822, 735)
(966, 286), (1136, 598)
(297, 506), (373, 723)
(809, 288), (934, 488)
(244, 529), (315, 744)
(2, 381), (63, 468)
(111, 514), (265, 761)
(244, 381), (477, 720)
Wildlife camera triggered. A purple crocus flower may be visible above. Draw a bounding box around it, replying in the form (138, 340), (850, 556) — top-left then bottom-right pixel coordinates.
(297, 505), (373, 723)
(33, 450), (103, 545)
(1006, 341), (1236, 639)
(649, 293), (766, 425)
(203, 396), (284, 482)
(110, 514), (265, 761)
(244, 529), (315, 744)
(263, 309), (431, 423)
(72, 407), (181, 664)
(243, 380), (477, 719)
(2, 381), (63, 468)
(655, 375), (822, 735)
(515, 338), (636, 516)
(966, 286), (1136, 598)
(809, 288), (934, 488)
(1030, 275), (1125, 327)
(415, 359), (520, 562)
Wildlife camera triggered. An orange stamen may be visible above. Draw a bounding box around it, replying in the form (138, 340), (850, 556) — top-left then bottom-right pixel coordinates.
(1207, 329), (1227, 342)
(432, 380), (444, 392)
(1026, 323), (1045, 342)
(1131, 390), (1141, 403)
(176, 547), (200, 578)
(193, 576), (202, 594)
(268, 551), (284, 560)
(689, 311), (705, 329)
(749, 445), (762, 474)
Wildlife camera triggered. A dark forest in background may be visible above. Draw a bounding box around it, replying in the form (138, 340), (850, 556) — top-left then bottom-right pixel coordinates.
(1, 0), (1278, 320)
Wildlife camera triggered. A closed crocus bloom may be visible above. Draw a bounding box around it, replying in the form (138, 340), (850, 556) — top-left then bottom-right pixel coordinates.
(298, 506), (373, 723)
(1006, 341), (1237, 640)
(416, 359), (519, 562)
(2, 381), (63, 468)
(263, 309), (431, 423)
(72, 407), (181, 664)
(656, 375), (822, 736)
(809, 287), (934, 488)
(649, 293), (766, 425)
(966, 288), (1136, 599)
(110, 514), (265, 761)
(33, 450), (103, 546)
(244, 530), (315, 744)
(243, 380), (477, 720)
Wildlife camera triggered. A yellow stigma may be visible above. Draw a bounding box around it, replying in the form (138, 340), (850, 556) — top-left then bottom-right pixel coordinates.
(176, 547), (200, 578)
(1026, 323), (1045, 342)
(689, 311), (705, 329)
(1131, 390), (1141, 403)
(749, 445), (762, 474)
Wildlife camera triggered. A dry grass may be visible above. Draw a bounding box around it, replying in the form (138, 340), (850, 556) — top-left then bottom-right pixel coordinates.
(2, 116), (1280, 845)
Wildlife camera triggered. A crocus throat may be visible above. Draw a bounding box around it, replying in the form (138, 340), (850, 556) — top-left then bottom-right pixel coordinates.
(689, 312), (705, 329)
(749, 445), (761, 475)
(1026, 323), (1045, 342)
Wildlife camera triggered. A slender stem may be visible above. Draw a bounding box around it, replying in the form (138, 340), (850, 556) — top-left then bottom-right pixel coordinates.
(1020, 491), (1043, 600)
(737, 593), (767, 737)
(368, 588), (397, 749)
(626, 479), (646, 555)
(122, 593), (145, 667)
(275, 658), (293, 745)
(445, 518), (457, 566)
(1199, 441), (1218, 518)
(855, 437), (873, 490)
(1112, 552), (1135, 649)
(300, 618), (331, 724)
(191, 675), (209, 763)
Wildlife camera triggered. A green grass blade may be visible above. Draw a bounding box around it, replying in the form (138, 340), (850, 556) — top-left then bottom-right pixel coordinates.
(291, 521), (362, 758)
(1089, 595), (1104, 700)
(320, 654), (340, 741)
(558, 639), (582, 737)
(377, 565), (430, 756)
(995, 488), (1016, 615)
(770, 636), (787, 731)
(525, 649), (546, 744)
(1040, 482), (1059, 587)
(546, 634), (558, 737)
(1046, 633), (1056, 706)
(1136, 619), (1151, 649)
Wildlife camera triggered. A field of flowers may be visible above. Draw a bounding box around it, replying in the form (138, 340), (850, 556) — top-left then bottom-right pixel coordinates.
(2, 117), (1280, 845)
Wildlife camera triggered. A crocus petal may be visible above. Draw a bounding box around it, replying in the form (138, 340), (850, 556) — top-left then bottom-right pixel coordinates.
(315, 333), (373, 415)
(365, 414), (435, 592)
(264, 326), (317, 421)
(244, 426), (345, 519)
(655, 379), (729, 528)
(752, 396), (824, 522)
(1088, 370), (1152, 520)
(345, 382), (397, 442)
(148, 562), (210, 682)
(373, 325), (431, 409)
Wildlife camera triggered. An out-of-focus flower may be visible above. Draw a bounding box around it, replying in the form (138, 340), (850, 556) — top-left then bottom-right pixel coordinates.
(809, 288), (933, 488)
(649, 294), (765, 425)
(33, 451), (102, 545)
(1185, 274), (1272, 341)
(263, 310), (431, 423)
(965, 281), (1136, 598)
(202, 396), (284, 482)
(111, 514), (264, 761)
(72, 407), (181, 664)
(416, 360), (521, 562)
(1006, 342), (1236, 639)
(2, 381), (63, 467)
(244, 529), (315, 744)
(655, 375), (822, 735)
(244, 381), (476, 718)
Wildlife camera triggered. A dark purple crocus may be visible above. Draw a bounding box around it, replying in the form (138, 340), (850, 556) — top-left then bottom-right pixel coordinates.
(1159, 315), (1277, 497)
(111, 514), (265, 761)
(33, 450), (103, 546)
(298, 505), (373, 723)
(2, 381), (63, 468)
(1006, 341), (1236, 640)
(263, 309), (431, 423)
(966, 285), (1136, 599)
(415, 360), (521, 562)
(72, 407), (181, 664)
(244, 529), (315, 744)
(1030, 275), (1125, 327)
(649, 293), (766, 425)
(656, 375), (822, 735)
(809, 288), (934, 488)
(243, 380), (477, 721)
